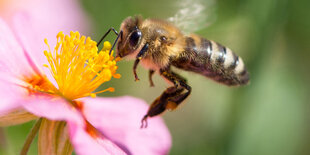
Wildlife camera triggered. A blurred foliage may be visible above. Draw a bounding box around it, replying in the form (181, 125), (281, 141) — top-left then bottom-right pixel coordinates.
(2, 0), (310, 154)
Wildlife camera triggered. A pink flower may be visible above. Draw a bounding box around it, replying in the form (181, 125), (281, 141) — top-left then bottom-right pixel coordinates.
(0, 14), (171, 155)
(0, 0), (90, 37)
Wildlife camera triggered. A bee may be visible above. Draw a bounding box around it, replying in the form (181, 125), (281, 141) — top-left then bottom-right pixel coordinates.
(97, 15), (249, 127)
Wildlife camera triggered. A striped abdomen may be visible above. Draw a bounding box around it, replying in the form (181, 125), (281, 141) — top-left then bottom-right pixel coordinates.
(172, 35), (249, 86)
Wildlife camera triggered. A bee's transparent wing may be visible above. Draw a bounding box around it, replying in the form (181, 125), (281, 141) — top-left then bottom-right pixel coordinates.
(167, 0), (216, 33)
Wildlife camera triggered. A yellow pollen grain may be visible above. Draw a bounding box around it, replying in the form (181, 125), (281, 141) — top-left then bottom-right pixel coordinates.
(43, 31), (120, 100)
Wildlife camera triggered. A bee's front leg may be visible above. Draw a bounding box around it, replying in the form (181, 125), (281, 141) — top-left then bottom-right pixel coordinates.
(133, 58), (141, 81)
(133, 43), (149, 81)
(141, 69), (191, 128)
(148, 70), (155, 87)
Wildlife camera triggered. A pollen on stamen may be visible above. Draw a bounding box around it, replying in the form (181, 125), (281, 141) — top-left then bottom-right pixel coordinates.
(43, 31), (121, 100)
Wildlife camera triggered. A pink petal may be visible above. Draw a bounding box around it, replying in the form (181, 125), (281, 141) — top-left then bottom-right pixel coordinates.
(0, 17), (37, 77)
(12, 13), (46, 72)
(79, 96), (172, 155)
(11, 13), (56, 85)
(8, 0), (90, 54)
(0, 0), (90, 37)
(0, 79), (24, 116)
(21, 95), (83, 126)
(68, 122), (126, 155)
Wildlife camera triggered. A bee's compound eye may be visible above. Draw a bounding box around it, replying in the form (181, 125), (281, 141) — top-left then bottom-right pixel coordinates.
(129, 30), (141, 47)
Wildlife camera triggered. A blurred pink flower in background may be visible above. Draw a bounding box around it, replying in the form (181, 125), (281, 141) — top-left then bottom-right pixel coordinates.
(0, 0), (172, 154)
(0, 0), (90, 37)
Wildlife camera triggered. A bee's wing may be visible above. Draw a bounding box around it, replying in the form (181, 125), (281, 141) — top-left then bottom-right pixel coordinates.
(167, 0), (216, 34)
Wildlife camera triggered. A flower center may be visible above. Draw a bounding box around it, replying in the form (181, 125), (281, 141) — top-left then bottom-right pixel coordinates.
(43, 31), (120, 100)
(23, 74), (57, 95)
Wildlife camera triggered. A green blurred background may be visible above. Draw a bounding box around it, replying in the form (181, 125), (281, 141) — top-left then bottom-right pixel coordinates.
(2, 0), (310, 154)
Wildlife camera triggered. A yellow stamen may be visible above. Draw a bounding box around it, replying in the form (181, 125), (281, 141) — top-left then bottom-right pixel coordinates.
(43, 31), (120, 100)
(91, 87), (115, 96)
(88, 87), (115, 98)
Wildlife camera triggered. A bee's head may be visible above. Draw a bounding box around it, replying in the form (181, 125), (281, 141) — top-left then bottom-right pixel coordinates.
(116, 16), (143, 58)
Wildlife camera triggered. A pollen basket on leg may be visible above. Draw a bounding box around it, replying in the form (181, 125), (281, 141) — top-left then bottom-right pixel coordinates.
(43, 31), (121, 100)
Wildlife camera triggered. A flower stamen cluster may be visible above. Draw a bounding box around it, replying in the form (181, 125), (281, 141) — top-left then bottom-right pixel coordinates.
(42, 31), (120, 100)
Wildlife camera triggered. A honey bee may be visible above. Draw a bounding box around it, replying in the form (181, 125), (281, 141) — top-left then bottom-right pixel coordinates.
(97, 14), (249, 127)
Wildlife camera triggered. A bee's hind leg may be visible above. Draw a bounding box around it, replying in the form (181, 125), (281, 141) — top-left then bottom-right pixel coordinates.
(161, 70), (191, 109)
(141, 69), (191, 128)
(141, 86), (184, 128)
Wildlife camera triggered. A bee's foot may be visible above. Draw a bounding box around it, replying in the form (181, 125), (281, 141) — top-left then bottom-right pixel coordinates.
(140, 115), (148, 129)
(135, 78), (140, 82)
(150, 83), (155, 87)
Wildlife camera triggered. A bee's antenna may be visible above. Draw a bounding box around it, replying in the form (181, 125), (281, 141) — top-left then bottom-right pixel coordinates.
(109, 30), (123, 55)
(97, 27), (119, 47)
